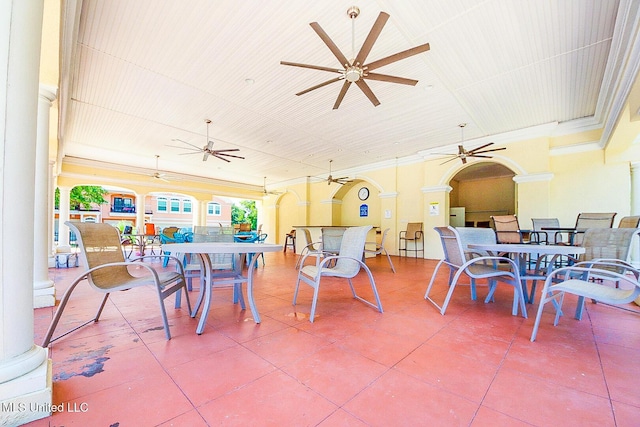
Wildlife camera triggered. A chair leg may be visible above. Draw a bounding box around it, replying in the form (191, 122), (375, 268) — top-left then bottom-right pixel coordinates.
(309, 281), (321, 323)
(155, 289), (172, 340)
(348, 263), (384, 314)
(383, 249), (396, 273)
(42, 275), (110, 347)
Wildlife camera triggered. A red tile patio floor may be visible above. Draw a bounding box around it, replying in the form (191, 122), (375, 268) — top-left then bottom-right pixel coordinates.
(25, 251), (640, 426)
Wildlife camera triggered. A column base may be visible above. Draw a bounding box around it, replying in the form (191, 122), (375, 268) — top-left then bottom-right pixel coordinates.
(0, 358), (52, 426)
(34, 284), (55, 308)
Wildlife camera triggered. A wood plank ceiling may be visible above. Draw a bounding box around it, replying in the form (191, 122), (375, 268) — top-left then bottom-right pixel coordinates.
(58, 0), (639, 189)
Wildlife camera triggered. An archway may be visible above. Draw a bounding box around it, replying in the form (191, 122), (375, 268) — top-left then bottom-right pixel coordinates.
(448, 162), (516, 227)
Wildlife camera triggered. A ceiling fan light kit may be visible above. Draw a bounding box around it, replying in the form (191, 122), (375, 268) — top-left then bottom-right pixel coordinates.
(281, 6), (430, 109)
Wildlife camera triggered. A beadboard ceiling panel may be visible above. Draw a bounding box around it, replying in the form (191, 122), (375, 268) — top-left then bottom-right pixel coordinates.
(58, 0), (638, 188)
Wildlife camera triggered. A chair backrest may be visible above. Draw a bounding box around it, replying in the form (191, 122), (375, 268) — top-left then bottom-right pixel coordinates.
(239, 223), (252, 232)
(455, 227), (496, 258)
(66, 221), (132, 290)
(162, 226), (179, 238)
(321, 227), (347, 253)
(405, 222), (423, 238)
(491, 215), (522, 243)
(434, 226), (466, 267)
(575, 212), (616, 229)
(618, 216), (640, 228)
(144, 223), (156, 235)
(332, 226), (372, 277)
(379, 228), (391, 246)
(531, 218), (559, 230)
(579, 228), (639, 262)
(301, 228), (319, 251)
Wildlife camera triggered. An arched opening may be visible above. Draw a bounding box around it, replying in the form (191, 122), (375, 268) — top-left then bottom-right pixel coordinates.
(448, 162), (516, 227)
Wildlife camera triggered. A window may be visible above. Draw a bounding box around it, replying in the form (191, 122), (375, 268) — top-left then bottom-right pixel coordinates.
(170, 198), (180, 213)
(113, 196), (135, 213)
(208, 202), (221, 216)
(183, 199), (192, 213)
(157, 197), (167, 212)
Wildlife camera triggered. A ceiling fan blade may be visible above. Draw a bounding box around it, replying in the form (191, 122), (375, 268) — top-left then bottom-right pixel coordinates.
(355, 79), (380, 107)
(364, 72), (418, 86)
(166, 144), (199, 151)
(178, 151), (203, 155)
(365, 42), (431, 72)
(171, 138), (203, 151)
(333, 80), (352, 109)
(212, 154), (232, 162)
(297, 77), (342, 96)
(470, 147), (506, 155)
(280, 61), (343, 74)
(439, 157), (460, 166)
(468, 154), (494, 159)
(354, 12), (390, 66)
(309, 22), (350, 66)
(467, 143), (494, 153)
(213, 152), (245, 159)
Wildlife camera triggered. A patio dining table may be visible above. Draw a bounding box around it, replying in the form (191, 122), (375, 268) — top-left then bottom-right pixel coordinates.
(163, 241), (282, 334)
(122, 233), (161, 259)
(468, 243), (585, 303)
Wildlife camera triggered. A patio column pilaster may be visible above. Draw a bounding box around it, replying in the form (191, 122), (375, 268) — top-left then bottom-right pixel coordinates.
(33, 85), (57, 308)
(630, 163), (640, 265)
(199, 200), (208, 226)
(136, 192), (146, 231)
(57, 186), (71, 247)
(631, 163), (640, 215)
(0, 1), (52, 425)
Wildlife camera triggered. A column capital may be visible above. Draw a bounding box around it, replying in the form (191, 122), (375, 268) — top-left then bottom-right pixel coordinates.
(38, 84), (57, 102)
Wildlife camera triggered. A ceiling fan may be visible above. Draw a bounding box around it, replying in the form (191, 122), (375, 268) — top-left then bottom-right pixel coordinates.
(149, 155), (170, 182)
(262, 177), (283, 195)
(437, 124), (506, 165)
(324, 160), (353, 185)
(280, 6), (430, 109)
(168, 119), (245, 162)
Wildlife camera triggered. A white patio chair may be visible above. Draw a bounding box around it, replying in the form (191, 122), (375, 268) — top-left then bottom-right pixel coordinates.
(364, 228), (396, 273)
(530, 260), (640, 341)
(424, 226), (527, 317)
(293, 225), (383, 322)
(43, 222), (191, 346)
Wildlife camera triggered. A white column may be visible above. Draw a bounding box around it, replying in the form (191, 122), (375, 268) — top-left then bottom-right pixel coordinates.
(630, 163), (640, 266)
(33, 85), (57, 308)
(48, 161), (56, 263)
(57, 186), (71, 247)
(199, 200), (209, 226)
(136, 192), (146, 232)
(631, 163), (640, 215)
(0, 1), (51, 425)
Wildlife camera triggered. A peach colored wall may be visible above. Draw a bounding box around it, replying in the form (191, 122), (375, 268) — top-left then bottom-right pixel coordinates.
(455, 176), (515, 224)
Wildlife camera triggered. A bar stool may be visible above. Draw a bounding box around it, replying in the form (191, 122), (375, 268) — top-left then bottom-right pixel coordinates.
(284, 229), (296, 253)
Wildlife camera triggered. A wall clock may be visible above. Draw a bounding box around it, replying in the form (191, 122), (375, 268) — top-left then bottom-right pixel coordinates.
(358, 187), (370, 201)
